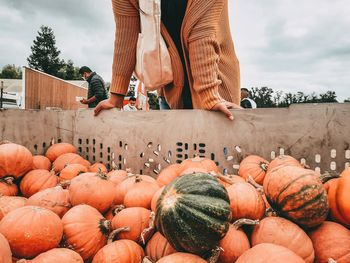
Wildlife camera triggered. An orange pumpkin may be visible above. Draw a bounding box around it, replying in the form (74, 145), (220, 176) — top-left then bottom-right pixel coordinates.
(334, 167), (350, 224)
(236, 243), (305, 263)
(179, 156), (219, 173)
(308, 221), (350, 263)
(226, 182), (265, 221)
(27, 186), (71, 218)
(0, 233), (12, 263)
(326, 177), (349, 226)
(251, 217), (314, 263)
(267, 155), (302, 173)
(0, 181), (18, 196)
(156, 163), (182, 187)
(62, 204), (111, 261)
(89, 163), (108, 173)
(151, 186), (165, 212)
(263, 166), (328, 228)
(92, 240), (144, 263)
(0, 206), (63, 259)
(32, 155), (51, 170)
(69, 172), (115, 213)
(107, 170), (127, 185)
(111, 207), (154, 244)
(19, 248), (83, 263)
(238, 155), (269, 184)
(145, 232), (176, 261)
(0, 196), (27, 220)
(0, 143), (33, 181)
(157, 253), (206, 263)
(53, 153), (90, 173)
(114, 175), (158, 208)
(45, 142), (77, 162)
(219, 219), (257, 263)
(104, 205), (125, 221)
(180, 167), (208, 176)
(59, 163), (88, 181)
(20, 169), (59, 198)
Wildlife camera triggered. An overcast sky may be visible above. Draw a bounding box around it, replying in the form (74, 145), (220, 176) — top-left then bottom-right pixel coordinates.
(0, 0), (349, 101)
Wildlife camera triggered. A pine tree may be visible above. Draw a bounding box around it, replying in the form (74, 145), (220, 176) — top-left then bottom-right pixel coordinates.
(27, 25), (64, 77)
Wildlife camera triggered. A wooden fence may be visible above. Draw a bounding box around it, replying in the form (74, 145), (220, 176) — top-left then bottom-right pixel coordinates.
(24, 67), (88, 110)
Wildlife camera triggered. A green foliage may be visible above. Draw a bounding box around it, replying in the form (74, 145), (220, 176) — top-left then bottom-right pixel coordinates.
(248, 87), (339, 108)
(57, 60), (81, 80)
(27, 25), (64, 77)
(0, 64), (22, 79)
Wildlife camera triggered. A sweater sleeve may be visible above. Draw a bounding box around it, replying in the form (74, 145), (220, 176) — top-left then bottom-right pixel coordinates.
(188, 36), (223, 110)
(110, 0), (140, 95)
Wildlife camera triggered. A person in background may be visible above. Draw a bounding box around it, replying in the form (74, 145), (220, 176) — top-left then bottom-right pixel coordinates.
(240, 88), (257, 109)
(79, 66), (108, 108)
(94, 0), (241, 120)
(123, 96), (138, 111)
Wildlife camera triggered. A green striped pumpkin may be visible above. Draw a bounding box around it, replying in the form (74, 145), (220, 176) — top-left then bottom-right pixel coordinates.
(155, 173), (231, 255)
(263, 166), (329, 228)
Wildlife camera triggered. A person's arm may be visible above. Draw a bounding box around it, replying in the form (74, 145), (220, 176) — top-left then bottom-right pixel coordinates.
(94, 0), (140, 116)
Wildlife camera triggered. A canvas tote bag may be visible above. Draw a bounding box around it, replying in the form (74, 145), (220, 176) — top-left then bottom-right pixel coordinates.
(135, 0), (173, 90)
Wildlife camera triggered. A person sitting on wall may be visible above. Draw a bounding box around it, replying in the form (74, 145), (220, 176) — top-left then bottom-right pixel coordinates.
(79, 66), (108, 108)
(240, 88), (257, 109)
(123, 96), (138, 111)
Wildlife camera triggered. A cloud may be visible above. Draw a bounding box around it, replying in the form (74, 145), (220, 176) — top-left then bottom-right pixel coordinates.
(0, 0), (349, 101)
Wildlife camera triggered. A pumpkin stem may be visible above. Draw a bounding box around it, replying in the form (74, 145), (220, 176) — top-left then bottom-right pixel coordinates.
(247, 175), (264, 194)
(328, 259), (337, 263)
(142, 257), (155, 263)
(207, 247), (222, 263)
(59, 180), (71, 188)
(112, 205), (125, 216)
(97, 169), (108, 180)
(99, 219), (112, 236)
(135, 175), (142, 183)
(232, 219), (259, 229)
(211, 173), (235, 185)
(107, 226), (130, 244)
(320, 171), (340, 183)
(0, 140), (12, 145)
(140, 212), (156, 245)
(0, 176), (15, 185)
(265, 207), (278, 217)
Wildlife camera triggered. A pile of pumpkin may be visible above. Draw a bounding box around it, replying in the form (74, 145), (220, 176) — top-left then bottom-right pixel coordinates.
(0, 141), (350, 263)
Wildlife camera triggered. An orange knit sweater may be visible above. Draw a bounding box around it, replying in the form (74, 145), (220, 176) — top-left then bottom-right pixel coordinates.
(111, 0), (240, 109)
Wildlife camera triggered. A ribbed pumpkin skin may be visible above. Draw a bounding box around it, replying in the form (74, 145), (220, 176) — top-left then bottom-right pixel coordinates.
(236, 243), (305, 263)
(20, 170), (59, 198)
(326, 177), (349, 226)
(157, 252), (206, 263)
(0, 206), (63, 259)
(227, 182), (265, 221)
(218, 224), (251, 263)
(0, 196), (27, 220)
(28, 248), (83, 263)
(61, 205), (110, 261)
(0, 143), (33, 180)
(27, 186), (71, 218)
(53, 153), (90, 173)
(45, 143), (77, 162)
(308, 221), (350, 263)
(251, 217), (315, 263)
(0, 233), (12, 263)
(263, 166), (328, 228)
(155, 173), (231, 255)
(156, 163), (182, 187)
(335, 167), (350, 224)
(111, 207), (152, 244)
(145, 232), (177, 261)
(59, 164), (88, 181)
(32, 155), (51, 170)
(0, 181), (18, 196)
(69, 172), (115, 213)
(92, 240), (144, 263)
(266, 155), (302, 173)
(238, 155), (269, 184)
(179, 157), (219, 173)
(107, 170), (127, 185)
(151, 186), (165, 212)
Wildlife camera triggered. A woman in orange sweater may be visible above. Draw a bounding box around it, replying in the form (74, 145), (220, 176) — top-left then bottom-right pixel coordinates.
(95, 0), (241, 120)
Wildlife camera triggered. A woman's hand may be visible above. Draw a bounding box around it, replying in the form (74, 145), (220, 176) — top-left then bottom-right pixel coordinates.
(211, 101), (242, 120)
(94, 93), (124, 116)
